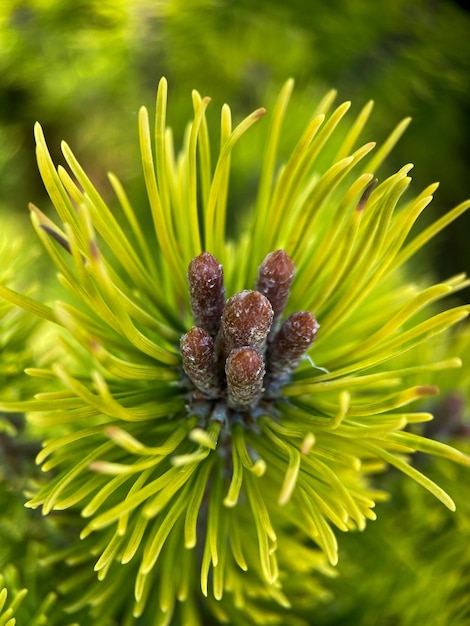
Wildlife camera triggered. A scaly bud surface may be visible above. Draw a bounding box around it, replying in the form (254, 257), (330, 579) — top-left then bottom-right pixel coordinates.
(182, 251), (318, 425)
(187, 252), (225, 338)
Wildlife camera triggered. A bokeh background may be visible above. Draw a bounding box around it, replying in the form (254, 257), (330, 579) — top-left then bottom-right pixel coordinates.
(1, 0), (469, 294)
(1, 1), (470, 625)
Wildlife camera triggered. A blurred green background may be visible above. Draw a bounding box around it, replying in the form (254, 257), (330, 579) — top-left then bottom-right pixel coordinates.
(1, 0), (469, 295)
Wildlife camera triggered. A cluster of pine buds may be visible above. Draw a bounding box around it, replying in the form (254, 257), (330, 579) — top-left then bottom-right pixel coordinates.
(180, 250), (319, 427)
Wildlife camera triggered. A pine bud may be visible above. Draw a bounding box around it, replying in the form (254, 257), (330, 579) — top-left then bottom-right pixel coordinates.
(225, 347), (265, 410)
(180, 326), (220, 398)
(256, 250), (295, 331)
(187, 252), (225, 338)
(268, 311), (319, 380)
(219, 290), (273, 358)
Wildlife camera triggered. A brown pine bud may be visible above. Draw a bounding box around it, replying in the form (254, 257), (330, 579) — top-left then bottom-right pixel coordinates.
(219, 290), (273, 358)
(268, 311), (319, 379)
(225, 347), (265, 410)
(256, 250), (295, 330)
(180, 327), (220, 398)
(187, 252), (225, 338)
